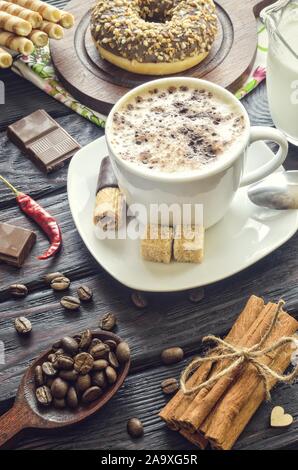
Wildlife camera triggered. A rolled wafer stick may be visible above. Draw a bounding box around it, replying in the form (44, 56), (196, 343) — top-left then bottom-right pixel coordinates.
(7, 0), (62, 23)
(0, 45), (12, 67)
(39, 19), (63, 39)
(0, 10), (31, 35)
(28, 28), (47, 47)
(0, 29), (34, 54)
(59, 12), (74, 29)
(0, 0), (42, 28)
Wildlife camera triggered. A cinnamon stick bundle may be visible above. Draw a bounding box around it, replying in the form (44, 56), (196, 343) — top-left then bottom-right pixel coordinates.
(160, 296), (298, 450)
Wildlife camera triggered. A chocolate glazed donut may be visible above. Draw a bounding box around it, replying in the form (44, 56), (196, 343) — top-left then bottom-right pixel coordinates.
(90, 0), (218, 75)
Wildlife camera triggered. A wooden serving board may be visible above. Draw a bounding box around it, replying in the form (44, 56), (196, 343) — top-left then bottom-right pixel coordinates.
(52, 0), (274, 115)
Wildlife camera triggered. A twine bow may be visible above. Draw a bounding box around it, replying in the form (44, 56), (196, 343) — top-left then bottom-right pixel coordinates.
(180, 301), (298, 400)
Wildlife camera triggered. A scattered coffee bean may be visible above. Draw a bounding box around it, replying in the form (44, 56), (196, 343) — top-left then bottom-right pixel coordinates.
(131, 291), (148, 309)
(42, 361), (57, 377)
(74, 352), (94, 374)
(90, 342), (108, 359)
(59, 369), (78, 382)
(35, 366), (44, 387)
(53, 398), (66, 409)
(54, 355), (74, 370)
(51, 276), (71, 291)
(127, 418), (144, 438)
(60, 296), (80, 310)
(161, 378), (179, 395)
(79, 329), (93, 350)
(93, 359), (109, 370)
(67, 386), (79, 409)
(99, 312), (117, 331)
(188, 287), (205, 303)
(51, 377), (69, 399)
(82, 386), (102, 403)
(14, 316), (32, 335)
(161, 347), (184, 365)
(92, 371), (107, 389)
(44, 272), (64, 285)
(108, 352), (119, 369)
(116, 342), (130, 364)
(36, 386), (52, 406)
(76, 374), (92, 393)
(10, 283), (28, 298)
(77, 285), (93, 302)
(105, 366), (117, 385)
(61, 336), (79, 355)
(105, 339), (117, 351)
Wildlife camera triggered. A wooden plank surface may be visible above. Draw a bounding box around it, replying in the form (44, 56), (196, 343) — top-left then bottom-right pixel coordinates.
(0, 0), (297, 451)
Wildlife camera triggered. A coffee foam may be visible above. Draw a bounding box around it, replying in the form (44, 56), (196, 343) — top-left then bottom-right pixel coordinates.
(110, 85), (246, 173)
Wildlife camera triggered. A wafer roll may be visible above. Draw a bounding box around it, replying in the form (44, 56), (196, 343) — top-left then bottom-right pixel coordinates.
(28, 28), (47, 46)
(0, 10), (31, 35)
(0, 29), (33, 54)
(0, 0), (41, 28)
(7, 0), (62, 23)
(39, 19), (63, 39)
(59, 12), (74, 29)
(0, 45), (12, 67)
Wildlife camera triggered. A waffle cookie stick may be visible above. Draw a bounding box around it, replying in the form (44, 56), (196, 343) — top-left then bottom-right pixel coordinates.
(93, 156), (124, 232)
(60, 12), (74, 29)
(0, 29), (33, 54)
(38, 19), (63, 39)
(0, 0), (42, 28)
(0, 45), (11, 67)
(8, 0), (62, 23)
(173, 225), (205, 263)
(0, 10), (31, 35)
(28, 28), (47, 46)
(141, 225), (174, 264)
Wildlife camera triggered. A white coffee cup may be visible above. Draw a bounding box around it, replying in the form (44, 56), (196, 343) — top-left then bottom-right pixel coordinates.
(105, 77), (288, 228)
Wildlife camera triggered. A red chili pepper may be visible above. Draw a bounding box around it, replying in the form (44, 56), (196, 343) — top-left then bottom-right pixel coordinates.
(0, 175), (62, 260)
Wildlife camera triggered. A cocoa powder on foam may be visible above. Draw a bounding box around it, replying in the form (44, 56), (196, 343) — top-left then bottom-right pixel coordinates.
(111, 85), (245, 173)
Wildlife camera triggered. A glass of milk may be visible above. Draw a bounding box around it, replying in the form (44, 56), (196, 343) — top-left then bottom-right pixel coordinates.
(261, 0), (298, 146)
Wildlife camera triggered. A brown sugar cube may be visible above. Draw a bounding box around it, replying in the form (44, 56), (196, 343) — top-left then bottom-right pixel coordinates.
(141, 225), (173, 264)
(173, 225), (204, 263)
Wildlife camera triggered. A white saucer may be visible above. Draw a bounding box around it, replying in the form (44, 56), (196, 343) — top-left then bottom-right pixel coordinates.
(67, 137), (298, 292)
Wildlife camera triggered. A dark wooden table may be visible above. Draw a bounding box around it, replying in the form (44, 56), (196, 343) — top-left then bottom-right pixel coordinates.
(0, 0), (297, 451)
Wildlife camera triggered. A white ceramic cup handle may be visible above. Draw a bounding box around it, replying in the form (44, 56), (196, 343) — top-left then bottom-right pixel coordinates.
(240, 126), (288, 187)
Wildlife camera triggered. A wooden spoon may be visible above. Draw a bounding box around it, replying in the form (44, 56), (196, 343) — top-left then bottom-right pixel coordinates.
(0, 330), (130, 447)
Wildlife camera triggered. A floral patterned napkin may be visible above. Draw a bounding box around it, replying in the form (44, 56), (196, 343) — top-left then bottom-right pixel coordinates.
(11, 20), (268, 128)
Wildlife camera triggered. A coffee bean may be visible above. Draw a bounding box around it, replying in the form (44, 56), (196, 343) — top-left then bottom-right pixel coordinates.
(105, 339), (117, 351)
(93, 359), (109, 370)
(53, 398), (66, 409)
(52, 339), (62, 351)
(79, 329), (93, 350)
(44, 272), (64, 285)
(73, 334), (81, 344)
(77, 285), (93, 302)
(76, 374), (91, 393)
(60, 296), (80, 310)
(67, 386), (79, 409)
(35, 365), (44, 387)
(36, 386), (52, 406)
(105, 366), (117, 385)
(116, 342), (130, 364)
(82, 386), (102, 404)
(131, 291), (148, 309)
(42, 361), (57, 377)
(51, 276), (70, 291)
(161, 347), (184, 365)
(10, 284), (28, 298)
(92, 371), (107, 389)
(99, 312), (117, 331)
(127, 418), (144, 438)
(161, 378), (179, 395)
(90, 342), (108, 359)
(59, 369), (78, 381)
(61, 336), (79, 355)
(108, 352), (119, 369)
(14, 317), (32, 335)
(188, 287), (205, 303)
(54, 355), (74, 370)
(74, 352), (94, 374)
(48, 353), (56, 363)
(51, 377), (69, 399)
(46, 378), (54, 388)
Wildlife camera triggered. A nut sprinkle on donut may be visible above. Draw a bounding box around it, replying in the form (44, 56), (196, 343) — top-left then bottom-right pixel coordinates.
(90, 0), (218, 75)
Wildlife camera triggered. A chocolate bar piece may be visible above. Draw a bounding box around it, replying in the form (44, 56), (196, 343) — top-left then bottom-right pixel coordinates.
(7, 109), (81, 173)
(0, 222), (36, 267)
(96, 156), (118, 194)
